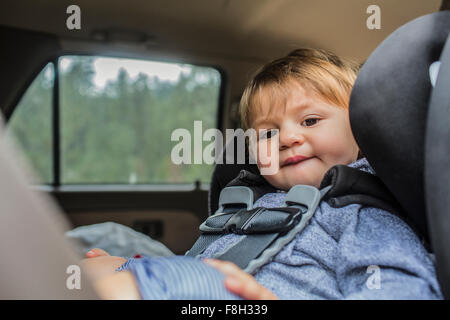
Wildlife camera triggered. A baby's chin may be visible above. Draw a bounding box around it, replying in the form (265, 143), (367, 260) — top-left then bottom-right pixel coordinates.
(265, 157), (326, 189)
(262, 174), (315, 191)
(262, 168), (322, 190)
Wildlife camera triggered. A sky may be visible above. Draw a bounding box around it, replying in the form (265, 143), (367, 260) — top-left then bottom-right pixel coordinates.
(59, 56), (193, 88)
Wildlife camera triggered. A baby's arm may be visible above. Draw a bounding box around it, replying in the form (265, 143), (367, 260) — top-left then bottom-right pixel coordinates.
(80, 248), (141, 299)
(118, 256), (242, 300)
(94, 271), (141, 299)
(336, 206), (443, 299)
(81, 255), (127, 280)
(83, 248), (275, 299)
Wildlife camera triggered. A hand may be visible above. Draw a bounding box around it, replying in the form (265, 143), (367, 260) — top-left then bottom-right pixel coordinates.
(94, 271), (141, 300)
(81, 247), (125, 281)
(80, 255), (127, 280)
(82, 248), (140, 299)
(204, 259), (278, 300)
(82, 248), (121, 279)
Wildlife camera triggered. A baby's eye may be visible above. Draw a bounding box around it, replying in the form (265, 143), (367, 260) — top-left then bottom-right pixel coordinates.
(259, 129), (278, 140)
(301, 118), (320, 127)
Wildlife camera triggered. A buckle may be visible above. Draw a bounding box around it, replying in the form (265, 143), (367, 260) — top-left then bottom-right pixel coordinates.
(200, 206), (304, 235)
(235, 207), (304, 234)
(201, 185), (322, 235)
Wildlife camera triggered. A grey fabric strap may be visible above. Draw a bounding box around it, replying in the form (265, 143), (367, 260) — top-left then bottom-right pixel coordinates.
(185, 234), (222, 257)
(213, 233), (279, 270)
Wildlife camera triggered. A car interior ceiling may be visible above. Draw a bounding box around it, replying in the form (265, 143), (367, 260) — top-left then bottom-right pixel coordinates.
(0, 0), (444, 128)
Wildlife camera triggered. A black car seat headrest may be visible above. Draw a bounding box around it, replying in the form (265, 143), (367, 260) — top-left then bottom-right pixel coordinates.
(349, 11), (450, 297)
(349, 11), (450, 242)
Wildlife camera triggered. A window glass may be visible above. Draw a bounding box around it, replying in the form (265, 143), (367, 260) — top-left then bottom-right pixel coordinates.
(6, 63), (54, 184)
(59, 56), (220, 184)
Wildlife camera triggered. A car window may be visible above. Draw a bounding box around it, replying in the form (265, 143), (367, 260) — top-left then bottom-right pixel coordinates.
(6, 63), (54, 184)
(7, 56), (221, 185)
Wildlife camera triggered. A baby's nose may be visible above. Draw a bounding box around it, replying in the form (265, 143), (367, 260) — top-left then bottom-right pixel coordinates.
(279, 129), (305, 150)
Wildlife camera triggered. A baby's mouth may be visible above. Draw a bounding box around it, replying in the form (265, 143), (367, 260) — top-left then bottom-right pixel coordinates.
(281, 155), (314, 168)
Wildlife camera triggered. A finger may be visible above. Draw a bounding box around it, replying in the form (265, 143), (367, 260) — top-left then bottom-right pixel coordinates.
(203, 259), (242, 277)
(224, 276), (278, 300)
(204, 259), (278, 300)
(85, 248), (110, 258)
(204, 259), (258, 286)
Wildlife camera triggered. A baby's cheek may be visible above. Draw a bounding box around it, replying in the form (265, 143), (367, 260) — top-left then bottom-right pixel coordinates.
(316, 133), (353, 162)
(256, 141), (279, 167)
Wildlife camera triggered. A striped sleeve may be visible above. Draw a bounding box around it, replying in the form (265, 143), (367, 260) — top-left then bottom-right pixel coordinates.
(120, 256), (242, 300)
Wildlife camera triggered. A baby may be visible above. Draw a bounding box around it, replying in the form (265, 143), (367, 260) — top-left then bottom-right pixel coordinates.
(83, 49), (442, 300)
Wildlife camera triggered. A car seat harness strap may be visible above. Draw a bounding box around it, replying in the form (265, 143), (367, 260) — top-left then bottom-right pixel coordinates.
(186, 185), (330, 274)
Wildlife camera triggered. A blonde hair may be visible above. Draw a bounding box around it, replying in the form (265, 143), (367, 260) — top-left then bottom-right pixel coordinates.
(240, 48), (359, 130)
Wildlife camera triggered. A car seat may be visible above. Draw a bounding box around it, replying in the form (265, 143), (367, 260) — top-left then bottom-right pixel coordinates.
(349, 11), (450, 298)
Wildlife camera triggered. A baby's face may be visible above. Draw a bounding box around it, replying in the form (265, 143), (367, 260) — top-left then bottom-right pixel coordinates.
(250, 81), (359, 190)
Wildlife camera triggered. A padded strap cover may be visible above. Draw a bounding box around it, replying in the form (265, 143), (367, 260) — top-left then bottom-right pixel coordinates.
(320, 165), (404, 215)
